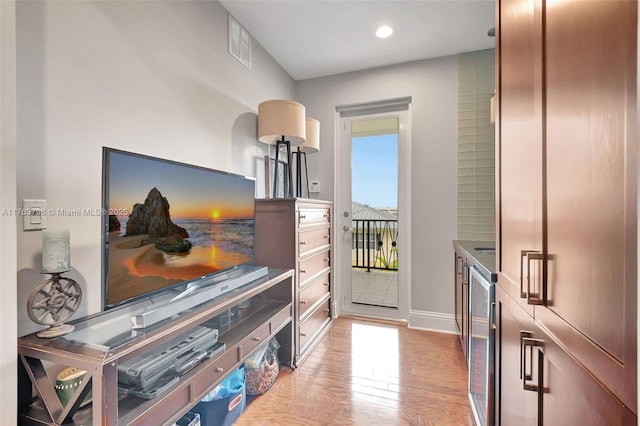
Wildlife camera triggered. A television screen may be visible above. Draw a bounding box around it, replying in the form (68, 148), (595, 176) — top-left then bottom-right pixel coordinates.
(102, 148), (256, 309)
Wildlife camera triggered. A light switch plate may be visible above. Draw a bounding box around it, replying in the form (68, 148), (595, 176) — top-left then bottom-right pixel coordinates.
(310, 181), (320, 193)
(23, 199), (47, 231)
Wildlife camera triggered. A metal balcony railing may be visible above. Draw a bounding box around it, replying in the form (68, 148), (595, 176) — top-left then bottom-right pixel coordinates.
(351, 219), (398, 271)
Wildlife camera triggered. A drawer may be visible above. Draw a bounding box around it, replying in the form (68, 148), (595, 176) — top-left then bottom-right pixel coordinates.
(192, 346), (238, 399)
(299, 274), (330, 320)
(270, 304), (293, 333)
(298, 207), (331, 227)
(299, 299), (331, 353)
(298, 249), (330, 287)
(299, 226), (331, 257)
(238, 321), (271, 359)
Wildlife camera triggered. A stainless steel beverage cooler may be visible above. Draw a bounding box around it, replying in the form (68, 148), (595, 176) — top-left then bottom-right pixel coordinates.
(468, 266), (495, 426)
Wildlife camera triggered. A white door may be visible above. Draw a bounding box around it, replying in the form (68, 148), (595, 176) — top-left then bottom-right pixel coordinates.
(335, 104), (411, 321)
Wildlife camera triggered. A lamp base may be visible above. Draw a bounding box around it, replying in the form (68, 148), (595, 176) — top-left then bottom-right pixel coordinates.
(28, 272), (82, 339)
(294, 148), (309, 198)
(273, 136), (293, 198)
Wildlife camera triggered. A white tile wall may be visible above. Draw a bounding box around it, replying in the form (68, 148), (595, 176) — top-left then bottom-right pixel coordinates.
(457, 50), (496, 242)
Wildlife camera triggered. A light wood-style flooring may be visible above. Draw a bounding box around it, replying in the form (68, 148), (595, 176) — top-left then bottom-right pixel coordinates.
(236, 316), (474, 426)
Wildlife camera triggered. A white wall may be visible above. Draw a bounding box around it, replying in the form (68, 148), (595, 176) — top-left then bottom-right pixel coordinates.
(15, 0), (295, 336)
(1, 0), (17, 422)
(296, 56), (459, 330)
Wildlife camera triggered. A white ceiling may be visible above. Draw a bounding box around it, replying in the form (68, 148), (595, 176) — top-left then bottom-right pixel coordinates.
(220, 0), (495, 81)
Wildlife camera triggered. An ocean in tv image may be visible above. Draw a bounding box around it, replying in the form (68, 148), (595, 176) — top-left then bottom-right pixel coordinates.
(104, 150), (255, 307)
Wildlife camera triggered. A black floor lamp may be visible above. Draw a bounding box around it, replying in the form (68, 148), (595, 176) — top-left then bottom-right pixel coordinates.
(257, 100), (306, 198)
(295, 117), (320, 198)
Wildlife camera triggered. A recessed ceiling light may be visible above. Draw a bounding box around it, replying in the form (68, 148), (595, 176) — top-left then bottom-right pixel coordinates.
(376, 25), (393, 39)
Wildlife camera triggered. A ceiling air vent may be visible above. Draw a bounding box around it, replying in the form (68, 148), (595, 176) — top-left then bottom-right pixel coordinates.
(228, 14), (251, 70)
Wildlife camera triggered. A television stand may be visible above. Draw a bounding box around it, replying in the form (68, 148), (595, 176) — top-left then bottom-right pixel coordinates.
(18, 268), (294, 426)
(131, 265), (269, 329)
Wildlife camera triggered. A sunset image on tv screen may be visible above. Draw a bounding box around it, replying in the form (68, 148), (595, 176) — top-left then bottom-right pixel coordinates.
(104, 150), (255, 307)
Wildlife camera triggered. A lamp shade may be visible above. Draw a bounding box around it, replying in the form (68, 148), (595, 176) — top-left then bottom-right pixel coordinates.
(258, 99), (306, 146)
(300, 117), (320, 153)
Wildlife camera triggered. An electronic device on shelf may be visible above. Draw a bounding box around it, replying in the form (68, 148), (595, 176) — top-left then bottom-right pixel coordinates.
(130, 265), (267, 329)
(117, 326), (224, 397)
(101, 147), (257, 311)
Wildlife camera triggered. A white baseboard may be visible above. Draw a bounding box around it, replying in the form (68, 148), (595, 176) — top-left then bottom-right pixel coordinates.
(408, 309), (457, 334)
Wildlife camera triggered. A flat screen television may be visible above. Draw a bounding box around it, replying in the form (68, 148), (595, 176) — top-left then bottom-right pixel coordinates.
(102, 148), (256, 309)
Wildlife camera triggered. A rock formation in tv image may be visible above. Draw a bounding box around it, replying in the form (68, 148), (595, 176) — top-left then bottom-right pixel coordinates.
(125, 187), (192, 253)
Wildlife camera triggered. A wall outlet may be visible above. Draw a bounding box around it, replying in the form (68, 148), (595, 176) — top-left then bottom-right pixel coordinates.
(310, 181), (320, 193)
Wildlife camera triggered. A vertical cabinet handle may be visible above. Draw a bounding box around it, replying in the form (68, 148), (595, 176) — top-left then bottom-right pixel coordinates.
(490, 302), (497, 330)
(522, 337), (544, 393)
(519, 330), (533, 380)
(462, 262), (469, 285)
(520, 250), (537, 298)
(527, 253), (544, 305)
(520, 250), (544, 304)
(520, 330), (545, 394)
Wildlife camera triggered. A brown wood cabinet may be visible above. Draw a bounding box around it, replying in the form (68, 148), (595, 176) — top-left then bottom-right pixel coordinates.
(495, 286), (636, 425)
(254, 198), (332, 366)
(542, 0), (637, 409)
(497, 0), (543, 314)
(494, 286), (539, 426)
(496, 0), (637, 422)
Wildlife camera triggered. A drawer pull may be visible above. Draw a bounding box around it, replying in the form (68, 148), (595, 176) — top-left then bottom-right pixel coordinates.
(323, 214), (329, 218)
(324, 309), (330, 313)
(215, 367), (224, 373)
(252, 337), (262, 342)
(300, 241), (307, 245)
(300, 333), (307, 337)
(323, 283), (329, 286)
(300, 270), (307, 274)
(324, 235), (329, 239)
(323, 258), (330, 262)
(300, 214), (307, 219)
(300, 299), (308, 304)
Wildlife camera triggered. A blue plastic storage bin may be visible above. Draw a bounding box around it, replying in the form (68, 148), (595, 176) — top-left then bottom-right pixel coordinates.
(193, 366), (245, 426)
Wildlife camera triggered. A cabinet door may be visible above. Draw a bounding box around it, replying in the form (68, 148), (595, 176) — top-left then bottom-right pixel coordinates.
(543, 0), (637, 411)
(497, 0), (544, 308)
(496, 285), (637, 425)
(538, 325), (637, 425)
(495, 285), (538, 426)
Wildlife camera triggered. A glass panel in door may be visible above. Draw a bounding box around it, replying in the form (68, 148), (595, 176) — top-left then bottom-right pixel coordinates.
(350, 117), (398, 308)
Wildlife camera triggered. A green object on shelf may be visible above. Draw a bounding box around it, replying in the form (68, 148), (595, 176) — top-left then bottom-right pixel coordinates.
(55, 367), (92, 407)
